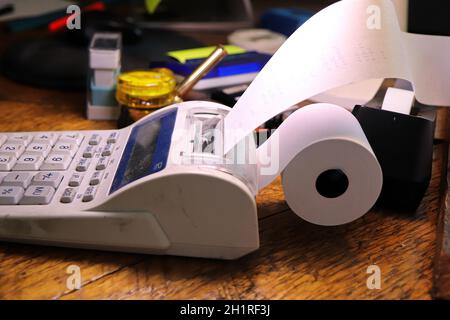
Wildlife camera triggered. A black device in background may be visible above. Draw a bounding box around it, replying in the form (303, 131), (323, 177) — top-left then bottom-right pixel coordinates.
(408, 1), (450, 36)
(0, 10), (201, 90)
(210, 84), (248, 107)
(0, 3), (13, 16)
(361, 1), (450, 213)
(132, 0), (253, 31)
(352, 105), (436, 212)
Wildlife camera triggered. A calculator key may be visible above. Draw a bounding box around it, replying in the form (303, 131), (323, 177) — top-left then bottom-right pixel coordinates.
(26, 142), (51, 157)
(40, 153), (72, 171)
(107, 132), (119, 144)
(101, 144), (113, 157)
(0, 186), (24, 205)
(88, 134), (102, 145)
(96, 157), (108, 171)
(0, 135), (6, 146)
(61, 188), (77, 203)
(0, 173), (6, 184)
(59, 133), (83, 146)
(82, 186), (98, 202)
(13, 154), (45, 171)
(68, 173), (84, 187)
(1, 172), (33, 188)
(53, 142), (78, 157)
(83, 145), (95, 158)
(0, 143), (25, 158)
(7, 135), (32, 146)
(32, 172), (63, 188)
(76, 158), (91, 172)
(90, 171), (104, 186)
(33, 133), (57, 145)
(20, 186), (55, 205)
(0, 155), (17, 171)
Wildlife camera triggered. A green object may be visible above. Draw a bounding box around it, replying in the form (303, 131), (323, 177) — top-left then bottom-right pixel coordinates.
(145, 0), (162, 14)
(167, 45), (246, 64)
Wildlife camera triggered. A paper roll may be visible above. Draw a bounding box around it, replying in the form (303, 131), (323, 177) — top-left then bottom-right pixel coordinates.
(257, 103), (383, 226)
(219, 0), (450, 224)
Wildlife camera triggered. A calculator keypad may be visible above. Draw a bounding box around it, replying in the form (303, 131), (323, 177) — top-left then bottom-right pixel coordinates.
(76, 158), (91, 172)
(0, 155), (16, 171)
(33, 133), (57, 145)
(20, 186), (55, 205)
(32, 172), (63, 188)
(0, 131), (119, 205)
(40, 153), (72, 171)
(68, 173), (84, 187)
(13, 154), (45, 171)
(96, 157), (108, 171)
(0, 186), (25, 205)
(0, 143), (25, 158)
(90, 171), (104, 186)
(82, 186), (98, 202)
(7, 135), (33, 146)
(53, 142), (78, 157)
(88, 134), (102, 146)
(26, 142), (52, 157)
(60, 187), (77, 203)
(3, 172), (33, 188)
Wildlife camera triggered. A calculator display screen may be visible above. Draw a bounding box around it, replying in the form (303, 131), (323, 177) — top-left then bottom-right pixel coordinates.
(109, 109), (177, 194)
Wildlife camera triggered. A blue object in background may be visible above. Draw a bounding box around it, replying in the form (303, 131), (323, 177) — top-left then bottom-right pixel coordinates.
(150, 52), (272, 79)
(260, 8), (315, 36)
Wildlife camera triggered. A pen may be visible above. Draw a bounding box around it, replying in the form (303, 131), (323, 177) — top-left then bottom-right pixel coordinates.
(176, 45), (228, 99)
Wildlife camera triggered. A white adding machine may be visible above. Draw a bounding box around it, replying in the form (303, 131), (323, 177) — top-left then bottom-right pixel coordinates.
(0, 101), (259, 259)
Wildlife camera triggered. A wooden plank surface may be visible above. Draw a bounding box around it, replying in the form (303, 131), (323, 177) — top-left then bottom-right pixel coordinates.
(0, 12), (448, 298)
(433, 165), (450, 300)
(432, 110), (450, 300)
(0, 68), (447, 299)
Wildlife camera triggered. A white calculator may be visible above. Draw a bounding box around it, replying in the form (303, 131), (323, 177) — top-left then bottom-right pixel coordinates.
(0, 101), (259, 260)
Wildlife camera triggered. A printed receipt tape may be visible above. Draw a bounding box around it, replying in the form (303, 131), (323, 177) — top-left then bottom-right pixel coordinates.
(180, 0), (450, 225)
(223, 0), (450, 153)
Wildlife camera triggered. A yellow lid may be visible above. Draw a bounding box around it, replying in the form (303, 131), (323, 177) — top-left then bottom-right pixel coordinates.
(117, 69), (176, 99)
(116, 69), (177, 109)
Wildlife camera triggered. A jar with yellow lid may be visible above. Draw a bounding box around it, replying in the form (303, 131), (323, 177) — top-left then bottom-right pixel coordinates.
(116, 68), (179, 123)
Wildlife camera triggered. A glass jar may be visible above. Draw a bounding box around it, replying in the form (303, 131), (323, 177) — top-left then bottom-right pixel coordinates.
(116, 68), (179, 123)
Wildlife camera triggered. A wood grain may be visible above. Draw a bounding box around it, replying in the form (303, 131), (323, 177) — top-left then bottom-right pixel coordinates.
(0, 71), (447, 298)
(0, 24), (448, 300)
(433, 165), (450, 300)
(432, 110), (450, 300)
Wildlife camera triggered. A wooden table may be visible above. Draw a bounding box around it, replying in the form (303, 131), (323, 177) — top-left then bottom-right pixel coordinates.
(0, 28), (449, 300)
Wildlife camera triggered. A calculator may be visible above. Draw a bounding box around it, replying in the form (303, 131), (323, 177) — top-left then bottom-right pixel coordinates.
(0, 101), (259, 260)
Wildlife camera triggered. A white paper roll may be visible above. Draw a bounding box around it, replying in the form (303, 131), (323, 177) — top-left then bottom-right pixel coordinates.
(218, 0), (450, 225)
(257, 103), (383, 226)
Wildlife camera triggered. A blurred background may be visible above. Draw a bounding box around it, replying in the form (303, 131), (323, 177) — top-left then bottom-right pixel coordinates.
(0, 0), (448, 124)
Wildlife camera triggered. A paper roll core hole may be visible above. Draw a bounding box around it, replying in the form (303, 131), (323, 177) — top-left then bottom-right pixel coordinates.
(315, 169), (349, 199)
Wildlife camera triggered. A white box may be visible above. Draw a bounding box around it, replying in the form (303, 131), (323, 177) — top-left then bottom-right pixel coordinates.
(94, 68), (120, 88)
(89, 33), (122, 69)
(86, 101), (120, 121)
